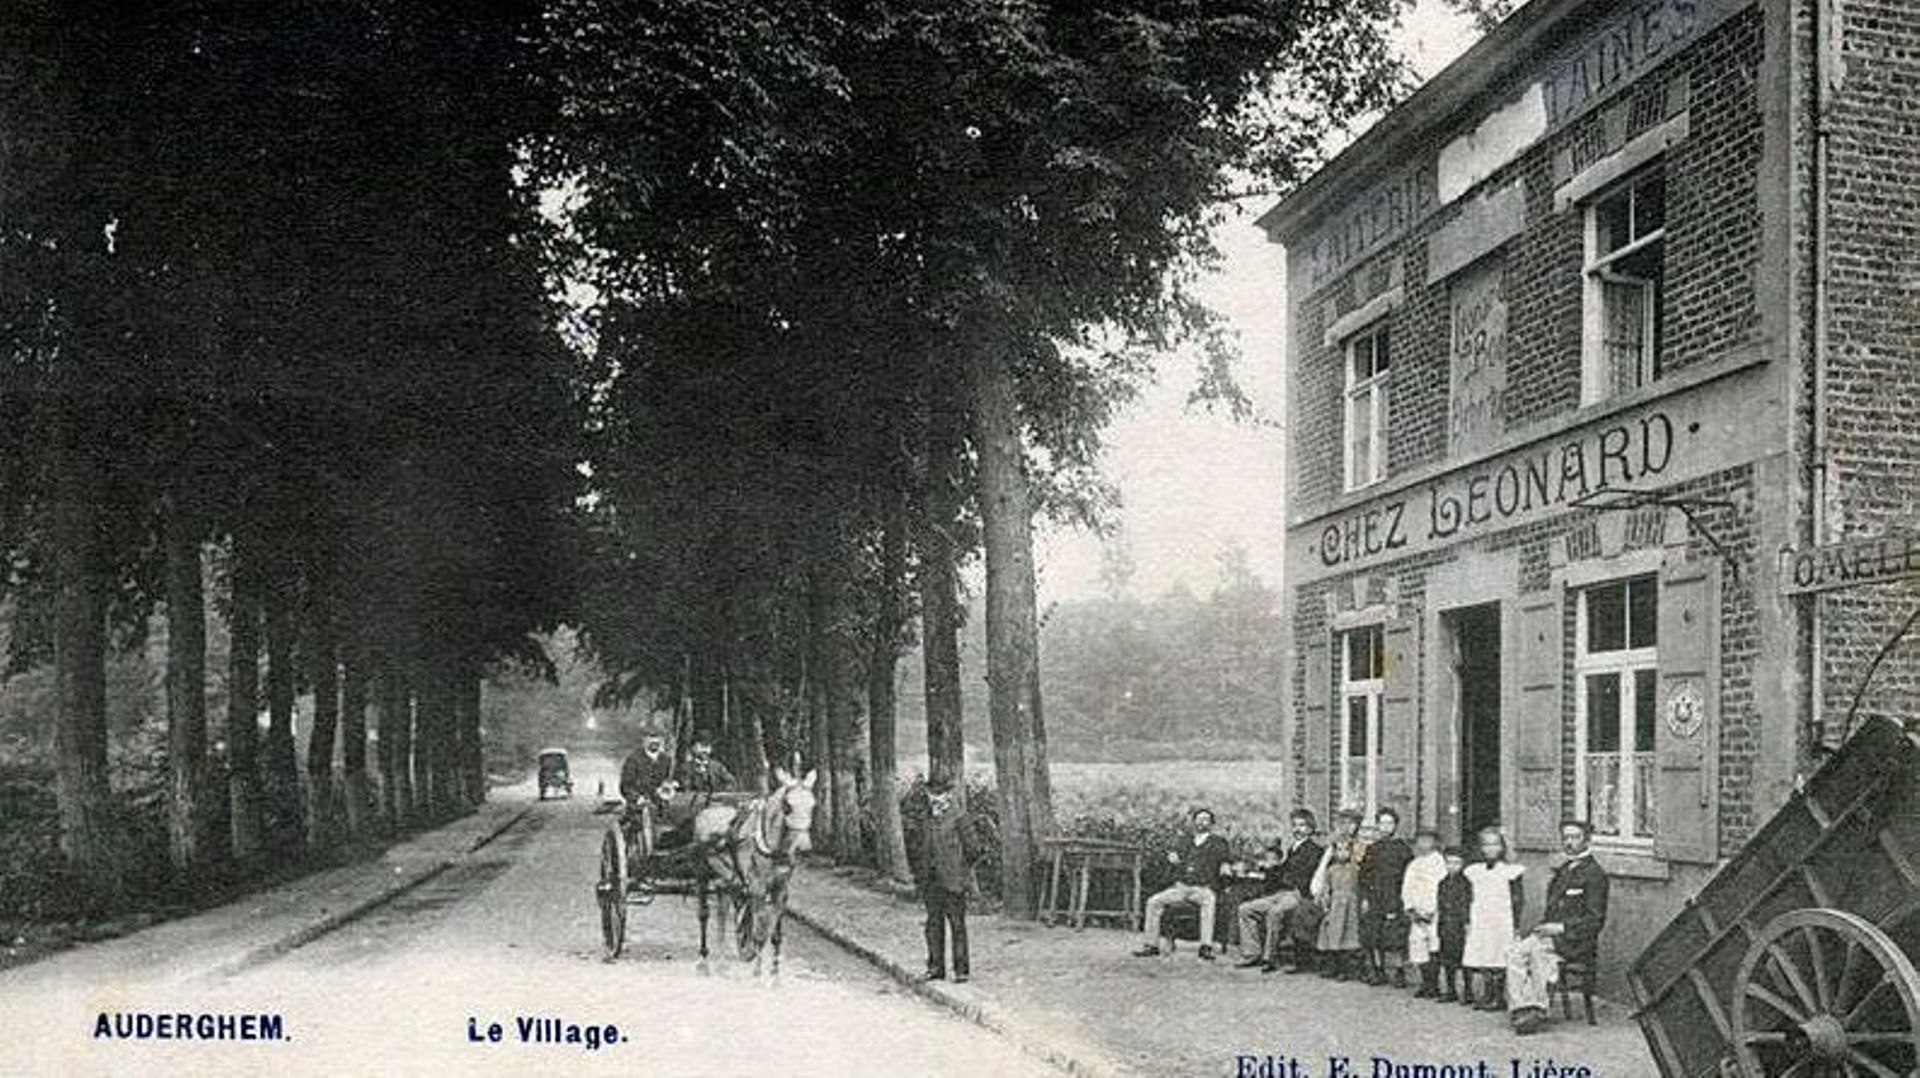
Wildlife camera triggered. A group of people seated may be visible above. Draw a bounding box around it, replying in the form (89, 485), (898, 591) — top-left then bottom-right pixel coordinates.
(1130, 804), (1610, 1035)
(618, 726), (740, 849)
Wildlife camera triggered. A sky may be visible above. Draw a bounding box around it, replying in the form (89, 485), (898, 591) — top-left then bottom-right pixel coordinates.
(1033, 1), (1483, 603)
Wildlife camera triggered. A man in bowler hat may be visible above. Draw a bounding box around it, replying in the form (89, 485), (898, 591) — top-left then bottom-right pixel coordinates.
(908, 776), (981, 982)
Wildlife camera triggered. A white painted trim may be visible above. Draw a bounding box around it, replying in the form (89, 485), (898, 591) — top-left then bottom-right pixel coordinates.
(1323, 286), (1406, 347)
(1554, 113), (1691, 214)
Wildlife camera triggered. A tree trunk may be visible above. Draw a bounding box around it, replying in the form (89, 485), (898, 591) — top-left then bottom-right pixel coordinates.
(305, 605), (339, 851)
(377, 667), (408, 829)
(462, 672), (485, 807)
(164, 504), (211, 882)
(805, 572), (835, 847)
(920, 366), (968, 802)
(340, 643), (369, 839)
(226, 542), (265, 867)
(867, 490), (912, 883)
(964, 338), (1050, 918)
(263, 585), (304, 860)
(50, 430), (124, 907)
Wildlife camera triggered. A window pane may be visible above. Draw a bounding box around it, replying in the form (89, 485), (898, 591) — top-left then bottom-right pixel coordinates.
(1586, 583), (1627, 652)
(1373, 328), (1391, 373)
(1634, 668), (1658, 751)
(1586, 673), (1621, 751)
(1633, 751), (1657, 838)
(1635, 172), (1666, 236)
(1586, 754), (1622, 837)
(1347, 695), (1371, 756)
(1629, 578), (1658, 648)
(1346, 626), (1379, 681)
(1350, 335), (1374, 383)
(1601, 278), (1648, 395)
(1349, 398), (1372, 488)
(1596, 189), (1633, 254)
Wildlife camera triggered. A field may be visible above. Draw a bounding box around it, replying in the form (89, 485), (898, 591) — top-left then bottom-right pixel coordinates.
(1051, 758), (1294, 847)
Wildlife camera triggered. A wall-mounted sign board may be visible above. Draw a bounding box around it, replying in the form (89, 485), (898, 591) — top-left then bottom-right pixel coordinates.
(1779, 532), (1920, 596)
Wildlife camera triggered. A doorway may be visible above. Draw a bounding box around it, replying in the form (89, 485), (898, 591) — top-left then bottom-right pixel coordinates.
(1447, 604), (1502, 841)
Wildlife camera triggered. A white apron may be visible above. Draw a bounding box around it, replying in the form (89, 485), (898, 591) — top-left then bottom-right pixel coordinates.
(1461, 861), (1525, 968)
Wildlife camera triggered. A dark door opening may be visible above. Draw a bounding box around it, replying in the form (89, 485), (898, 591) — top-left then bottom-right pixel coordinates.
(1452, 604), (1502, 841)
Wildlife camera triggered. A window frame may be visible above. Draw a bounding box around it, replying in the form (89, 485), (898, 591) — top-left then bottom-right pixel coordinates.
(1342, 321), (1391, 492)
(1580, 166), (1667, 406)
(1338, 624), (1385, 818)
(1572, 575), (1660, 848)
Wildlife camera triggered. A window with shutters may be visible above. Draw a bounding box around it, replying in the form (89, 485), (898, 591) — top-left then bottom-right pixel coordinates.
(1339, 624), (1385, 816)
(1343, 323), (1390, 491)
(1574, 575), (1659, 843)
(1581, 166), (1665, 405)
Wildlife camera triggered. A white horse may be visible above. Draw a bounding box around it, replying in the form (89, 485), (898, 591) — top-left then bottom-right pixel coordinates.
(689, 767), (816, 972)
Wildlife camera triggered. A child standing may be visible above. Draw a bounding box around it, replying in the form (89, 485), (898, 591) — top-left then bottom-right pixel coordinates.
(1314, 837), (1363, 979)
(1400, 829), (1448, 997)
(1435, 846), (1473, 1003)
(1462, 827), (1526, 1011)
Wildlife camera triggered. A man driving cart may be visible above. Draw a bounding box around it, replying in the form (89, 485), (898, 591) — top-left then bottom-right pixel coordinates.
(619, 729), (740, 858)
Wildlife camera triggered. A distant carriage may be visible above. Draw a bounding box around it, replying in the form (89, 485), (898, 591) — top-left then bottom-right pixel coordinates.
(595, 769), (817, 968)
(1629, 715), (1920, 1076)
(536, 748), (573, 800)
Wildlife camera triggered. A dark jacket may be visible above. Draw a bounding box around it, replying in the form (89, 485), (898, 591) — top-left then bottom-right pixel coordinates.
(1436, 873), (1472, 950)
(1542, 854), (1610, 963)
(1262, 837), (1324, 897)
(681, 757), (737, 796)
(1173, 833), (1232, 889)
(620, 749), (673, 806)
(908, 805), (981, 894)
(1358, 836), (1414, 911)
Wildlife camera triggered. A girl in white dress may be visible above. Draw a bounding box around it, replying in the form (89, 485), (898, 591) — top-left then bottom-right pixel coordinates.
(1461, 827), (1525, 1010)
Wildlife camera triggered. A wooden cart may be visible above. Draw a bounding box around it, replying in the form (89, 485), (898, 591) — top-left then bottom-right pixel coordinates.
(1628, 714), (1920, 1077)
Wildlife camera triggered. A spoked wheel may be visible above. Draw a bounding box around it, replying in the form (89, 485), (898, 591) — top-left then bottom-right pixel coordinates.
(597, 825), (628, 958)
(1732, 908), (1920, 1077)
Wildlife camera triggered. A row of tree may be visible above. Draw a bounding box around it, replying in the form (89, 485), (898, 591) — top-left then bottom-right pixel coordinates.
(545, 0), (1409, 913)
(2, 2), (577, 908)
(4, 0), (1417, 917)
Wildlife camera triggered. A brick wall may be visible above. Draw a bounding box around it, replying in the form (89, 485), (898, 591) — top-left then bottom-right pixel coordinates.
(1287, 11), (1766, 517)
(1815, 0), (1920, 736)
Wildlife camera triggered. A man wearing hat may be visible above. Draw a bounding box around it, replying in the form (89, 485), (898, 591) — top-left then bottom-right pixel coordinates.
(1132, 807), (1231, 960)
(907, 776), (981, 982)
(620, 724), (675, 812)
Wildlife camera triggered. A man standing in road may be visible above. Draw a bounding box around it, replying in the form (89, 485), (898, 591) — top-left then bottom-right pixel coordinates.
(908, 776), (981, 983)
(1234, 809), (1324, 972)
(1132, 808), (1231, 960)
(619, 725), (674, 809)
(1508, 819), (1611, 1033)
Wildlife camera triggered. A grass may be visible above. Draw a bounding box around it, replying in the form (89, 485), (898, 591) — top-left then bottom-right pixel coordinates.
(1052, 758), (1293, 847)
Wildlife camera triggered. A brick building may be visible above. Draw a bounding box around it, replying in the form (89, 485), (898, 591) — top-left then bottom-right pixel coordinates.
(1259, 0), (1919, 991)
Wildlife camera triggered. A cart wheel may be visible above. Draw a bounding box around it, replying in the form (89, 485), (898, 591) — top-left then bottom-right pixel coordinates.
(598, 825), (628, 958)
(1732, 908), (1920, 1077)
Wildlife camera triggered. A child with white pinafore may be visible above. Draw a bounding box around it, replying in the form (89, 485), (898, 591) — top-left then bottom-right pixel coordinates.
(1461, 826), (1525, 1010)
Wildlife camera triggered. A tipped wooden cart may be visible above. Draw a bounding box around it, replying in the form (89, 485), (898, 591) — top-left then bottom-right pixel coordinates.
(1629, 715), (1920, 1077)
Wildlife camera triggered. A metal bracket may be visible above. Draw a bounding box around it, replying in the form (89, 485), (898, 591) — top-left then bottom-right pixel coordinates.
(1568, 487), (1741, 584)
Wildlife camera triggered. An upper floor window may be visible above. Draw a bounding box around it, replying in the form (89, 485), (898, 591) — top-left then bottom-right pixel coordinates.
(1582, 167), (1666, 405)
(1343, 323), (1391, 491)
(1574, 575), (1659, 843)
(1339, 624), (1384, 818)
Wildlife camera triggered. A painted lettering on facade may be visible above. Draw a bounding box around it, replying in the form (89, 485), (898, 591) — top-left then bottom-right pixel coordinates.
(1303, 166), (1436, 291)
(1311, 412), (1677, 572)
(1448, 257), (1508, 454)
(1780, 533), (1920, 595)
(1542, 0), (1703, 126)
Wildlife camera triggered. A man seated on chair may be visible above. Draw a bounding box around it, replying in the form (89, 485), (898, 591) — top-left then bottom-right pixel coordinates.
(1132, 807), (1231, 961)
(1234, 809), (1324, 972)
(1507, 818), (1610, 1034)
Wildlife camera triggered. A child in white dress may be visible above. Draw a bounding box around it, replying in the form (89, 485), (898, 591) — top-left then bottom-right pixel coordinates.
(1401, 829), (1449, 997)
(1461, 827), (1525, 1010)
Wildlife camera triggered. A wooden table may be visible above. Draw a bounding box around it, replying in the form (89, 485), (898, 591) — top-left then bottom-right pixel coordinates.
(1040, 836), (1144, 930)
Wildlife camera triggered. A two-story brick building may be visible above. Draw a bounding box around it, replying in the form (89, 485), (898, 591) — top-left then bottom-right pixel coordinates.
(1261, 0), (1919, 992)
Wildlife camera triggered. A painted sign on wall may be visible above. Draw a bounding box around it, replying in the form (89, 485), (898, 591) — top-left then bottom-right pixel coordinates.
(1779, 532), (1920, 595)
(1448, 256), (1508, 455)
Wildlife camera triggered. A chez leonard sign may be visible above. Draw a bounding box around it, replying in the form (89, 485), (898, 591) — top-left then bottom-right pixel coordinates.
(1288, 372), (1768, 585)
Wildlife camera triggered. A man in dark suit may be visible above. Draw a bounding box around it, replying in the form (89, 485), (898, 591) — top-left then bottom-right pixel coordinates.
(1235, 809), (1325, 972)
(1509, 818), (1611, 1033)
(1132, 807), (1232, 960)
(908, 776), (981, 982)
(619, 726), (673, 810)
(678, 737), (738, 796)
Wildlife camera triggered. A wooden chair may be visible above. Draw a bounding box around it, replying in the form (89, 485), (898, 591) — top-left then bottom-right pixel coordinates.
(1156, 895), (1227, 953)
(1553, 959), (1598, 1025)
